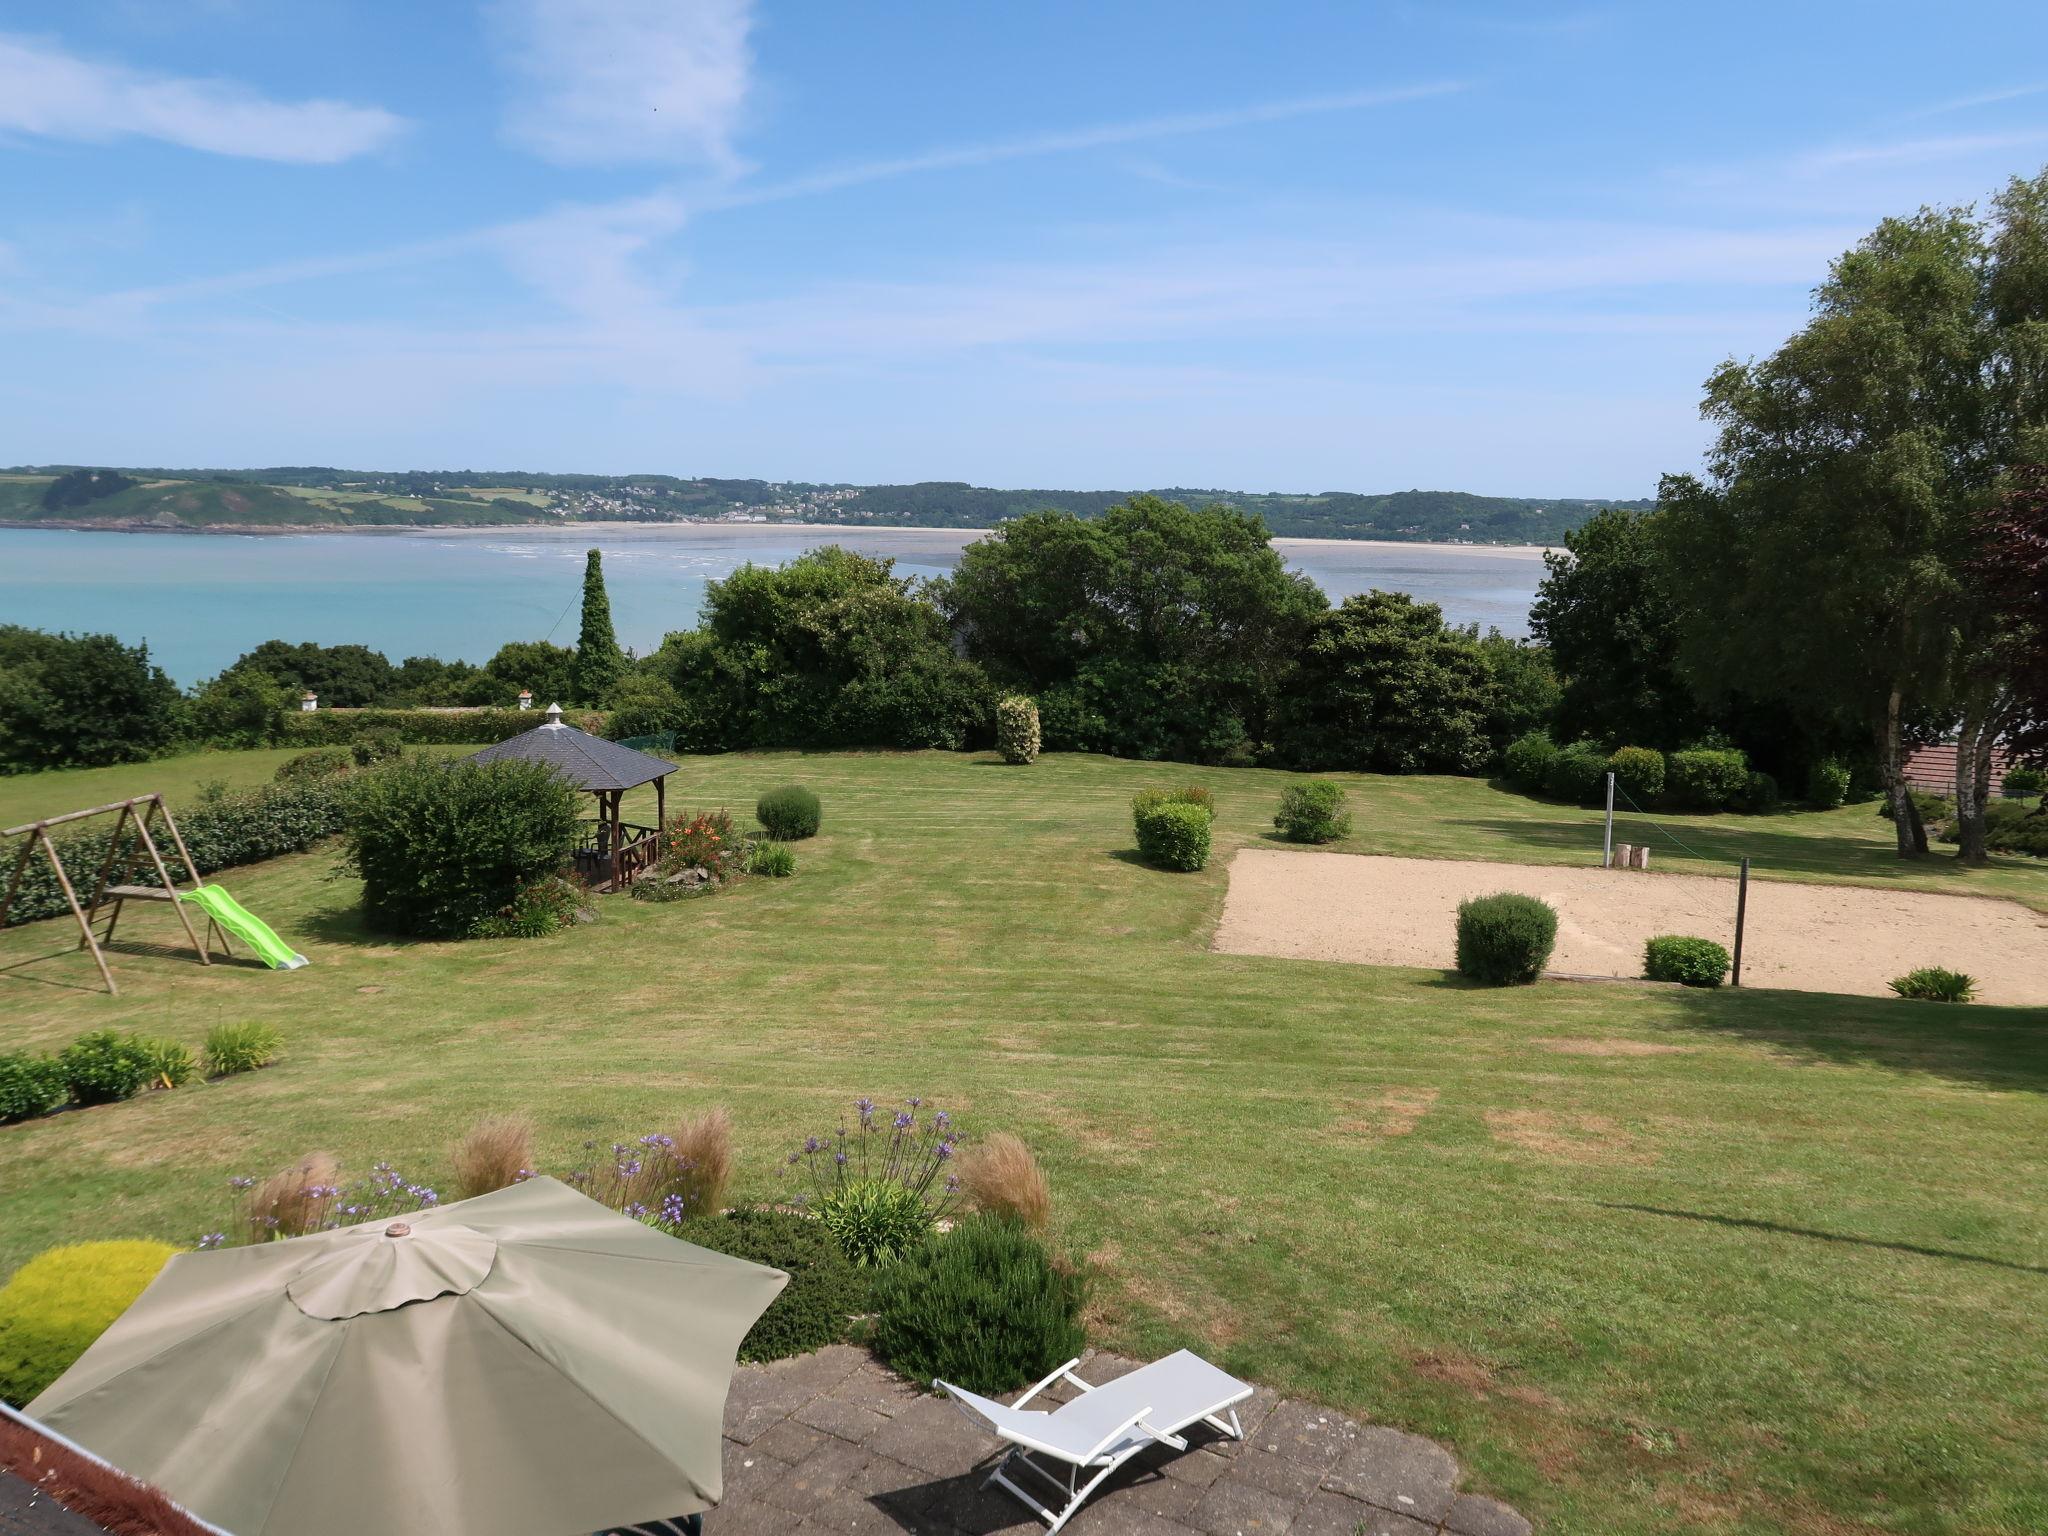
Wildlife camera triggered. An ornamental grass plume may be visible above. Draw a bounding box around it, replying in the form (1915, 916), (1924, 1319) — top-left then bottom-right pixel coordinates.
(959, 1132), (1051, 1229)
(452, 1114), (536, 1200)
(670, 1105), (734, 1216)
(244, 1151), (341, 1241)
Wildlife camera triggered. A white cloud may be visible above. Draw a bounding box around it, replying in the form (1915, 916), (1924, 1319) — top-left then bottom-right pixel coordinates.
(0, 31), (405, 163)
(1905, 83), (2048, 120)
(489, 0), (753, 169)
(1789, 130), (2048, 176)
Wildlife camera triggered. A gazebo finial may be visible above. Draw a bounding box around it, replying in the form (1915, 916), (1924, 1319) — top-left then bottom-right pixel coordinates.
(543, 702), (564, 728)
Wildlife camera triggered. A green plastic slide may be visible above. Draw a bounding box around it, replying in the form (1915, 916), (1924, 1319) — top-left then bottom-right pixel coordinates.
(178, 885), (308, 971)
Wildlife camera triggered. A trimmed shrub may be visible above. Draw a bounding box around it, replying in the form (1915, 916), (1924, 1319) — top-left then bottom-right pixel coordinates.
(0, 1053), (67, 1125)
(1739, 770), (1780, 814)
(996, 696), (1041, 765)
(756, 785), (822, 841)
(871, 1217), (1087, 1394)
(1667, 748), (1750, 810)
(57, 1032), (153, 1106)
(1890, 967), (1977, 1003)
(1133, 799), (1213, 871)
(341, 755), (579, 939)
(204, 1021), (282, 1077)
(133, 1038), (196, 1089)
(674, 1209), (870, 1362)
(0, 1240), (180, 1407)
(2003, 765), (2045, 798)
(278, 707), (609, 748)
(1606, 746), (1665, 804)
(275, 747), (353, 781)
(1502, 730), (1558, 793)
(1273, 782), (1352, 844)
(750, 840), (796, 878)
(470, 874), (588, 939)
(1644, 934), (1731, 987)
(816, 1177), (935, 1267)
(1542, 740), (1610, 804)
(3, 778), (353, 930)
(1455, 893), (1557, 985)
(1806, 758), (1852, 809)
(1945, 799), (2048, 856)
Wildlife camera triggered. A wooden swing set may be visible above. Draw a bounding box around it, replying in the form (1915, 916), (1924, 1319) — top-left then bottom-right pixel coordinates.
(0, 794), (232, 996)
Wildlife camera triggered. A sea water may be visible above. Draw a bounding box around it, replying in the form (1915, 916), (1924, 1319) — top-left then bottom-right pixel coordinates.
(0, 524), (1547, 687)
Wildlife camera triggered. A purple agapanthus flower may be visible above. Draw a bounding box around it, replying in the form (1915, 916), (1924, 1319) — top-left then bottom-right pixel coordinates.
(198, 1232), (225, 1249)
(893, 1110), (914, 1131)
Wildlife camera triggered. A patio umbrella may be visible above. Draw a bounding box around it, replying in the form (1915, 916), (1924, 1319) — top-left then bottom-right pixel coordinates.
(26, 1177), (786, 1536)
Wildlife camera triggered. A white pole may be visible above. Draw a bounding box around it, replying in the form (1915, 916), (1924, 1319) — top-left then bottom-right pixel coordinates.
(1603, 772), (1616, 867)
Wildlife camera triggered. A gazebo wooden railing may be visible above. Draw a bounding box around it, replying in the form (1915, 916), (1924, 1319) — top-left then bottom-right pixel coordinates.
(572, 819), (661, 891)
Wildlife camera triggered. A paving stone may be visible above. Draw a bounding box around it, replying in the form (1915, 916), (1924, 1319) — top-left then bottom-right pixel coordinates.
(1322, 1427), (1459, 1524)
(718, 1440), (794, 1506)
(697, 1497), (795, 1536)
(797, 1391), (894, 1445)
(1156, 1446), (1232, 1487)
(929, 1469), (1044, 1534)
(1195, 1385), (1280, 1459)
(755, 1418), (834, 1467)
(1220, 1447), (1323, 1503)
(1087, 1461), (1207, 1521)
(846, 1454), (946, 1510)
(1290, 1490), (1433, 1536)
(798, 1488), (925, 1535)
(869, 1392), (1002, 1478)
(762, 1438), (876, 1519)
(1252, 1400), (1363, 1471)
(828, 1360), (927, 1419)
(1443, 1492), (1534, 1536)
(1190, 1476), (1300, 1534)
(725, 1363), (828, 1444)
(1064, 1506), (1200, 1536)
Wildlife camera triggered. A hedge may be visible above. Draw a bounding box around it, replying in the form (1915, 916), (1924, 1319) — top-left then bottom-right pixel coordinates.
(1667, 747), (1750, 810)
(1644, 934), (1730, 987)
(276, 707), (607, 748)
(2, 778), (354, 929)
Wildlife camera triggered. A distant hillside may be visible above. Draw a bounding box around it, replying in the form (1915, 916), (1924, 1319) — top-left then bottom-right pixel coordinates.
(0, 466), (1648, 544)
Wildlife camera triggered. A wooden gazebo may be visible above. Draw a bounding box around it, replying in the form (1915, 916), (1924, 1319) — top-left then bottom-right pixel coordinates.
(467, 704), (675, 891)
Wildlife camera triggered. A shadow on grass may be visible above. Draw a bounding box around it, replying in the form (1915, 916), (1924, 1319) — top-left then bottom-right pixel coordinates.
(298, 903), (412, 948)
(1663, 983), (2048, 1091)
(1598, 1202), (2048, 1275)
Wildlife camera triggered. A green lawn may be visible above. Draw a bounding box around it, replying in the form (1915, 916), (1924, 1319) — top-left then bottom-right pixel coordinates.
(2, 750), (2044, 1535)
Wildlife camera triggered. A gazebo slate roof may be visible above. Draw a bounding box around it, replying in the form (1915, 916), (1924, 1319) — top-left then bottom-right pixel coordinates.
(467, 718), (676, 792)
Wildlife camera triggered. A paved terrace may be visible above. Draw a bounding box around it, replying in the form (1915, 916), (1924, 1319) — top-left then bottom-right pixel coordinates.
(714, 1345), (1533, 1536)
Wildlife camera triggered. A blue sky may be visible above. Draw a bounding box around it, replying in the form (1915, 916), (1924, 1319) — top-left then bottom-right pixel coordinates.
(4, 1), (2048, 496)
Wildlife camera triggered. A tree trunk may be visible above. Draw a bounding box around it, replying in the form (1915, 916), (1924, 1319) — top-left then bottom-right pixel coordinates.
(1955, 700), (1990, 865)
(1878, 686), (1921, 859)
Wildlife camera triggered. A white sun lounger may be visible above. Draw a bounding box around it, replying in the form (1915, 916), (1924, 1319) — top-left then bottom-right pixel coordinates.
(936, 1350), (1252, 1532)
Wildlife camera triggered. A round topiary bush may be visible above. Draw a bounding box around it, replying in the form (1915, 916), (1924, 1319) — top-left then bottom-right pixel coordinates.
(1502, 731), (1558, 793)
(1606, 746), (1666, 804)
(2003, 765), (2045, 799)
(871, 1217), (1087, 1394)
(0, 1240), (180, 1407)
(1643, 934), (1731, 987)
(57, 1031), (154, 1106)
(1667, 747), (1750, 810)
(0, 1052), (67, 1125)
(673, 1209), (870, 1362)
(1273, 782), (1352, 844)
(996, 696), (1041, 765)
(340, 755), (579, 939)
(1542, 742), (1610, 805)
(756, 785), (822, 840)
(1806, 758), (1852, 809)
(1133, 799), (1213, 871)
(1455, 893), (1558, 985)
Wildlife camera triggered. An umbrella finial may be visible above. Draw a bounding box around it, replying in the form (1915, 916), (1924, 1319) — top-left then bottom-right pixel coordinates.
(385, 1222), (412, 1238)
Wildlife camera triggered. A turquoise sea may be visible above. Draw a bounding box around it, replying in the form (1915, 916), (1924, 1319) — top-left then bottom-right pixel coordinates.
(0, 524), (1547, 687)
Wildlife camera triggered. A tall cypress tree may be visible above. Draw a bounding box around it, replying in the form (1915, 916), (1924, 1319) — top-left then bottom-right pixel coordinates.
(569, 548), (626, 705)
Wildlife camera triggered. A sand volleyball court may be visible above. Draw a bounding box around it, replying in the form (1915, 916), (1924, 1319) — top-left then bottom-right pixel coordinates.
(1212, 850), (2048, 1004)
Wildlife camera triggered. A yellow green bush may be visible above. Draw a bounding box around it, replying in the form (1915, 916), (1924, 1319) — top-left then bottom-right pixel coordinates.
(0, 1240), (179, 1406)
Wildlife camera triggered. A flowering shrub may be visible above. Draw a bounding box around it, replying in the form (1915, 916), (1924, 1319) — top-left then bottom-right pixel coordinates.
(659, 809), (746, 882)
(563, 1111), (730, 1230)
(471, 873), (589, 939)
(783, 1097), (961, 1265)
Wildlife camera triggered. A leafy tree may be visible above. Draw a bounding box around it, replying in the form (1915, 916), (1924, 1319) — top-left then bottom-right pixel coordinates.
(937, 497), (1324, 763)
(230, 640), (395, 708)
(0, 627), (183, 771)
(1273, 592), (1499, 772)
(653, 546), (989, 750)
(1529, 507), (1700, 747)
(1658, 176), (2048, 859)
(484, 640), (576, 710)
(39, 469), (136, 511)
(1472, 629), (1560, 750)
(569, 549), (626, 705)
(385, 655), (489, 708)
(189, 667), (288, 747)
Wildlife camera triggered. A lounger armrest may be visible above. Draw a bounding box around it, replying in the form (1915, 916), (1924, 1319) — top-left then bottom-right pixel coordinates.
(1012, 1356), (1085, 1409)
(1081, 1404), (1157, 1463)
